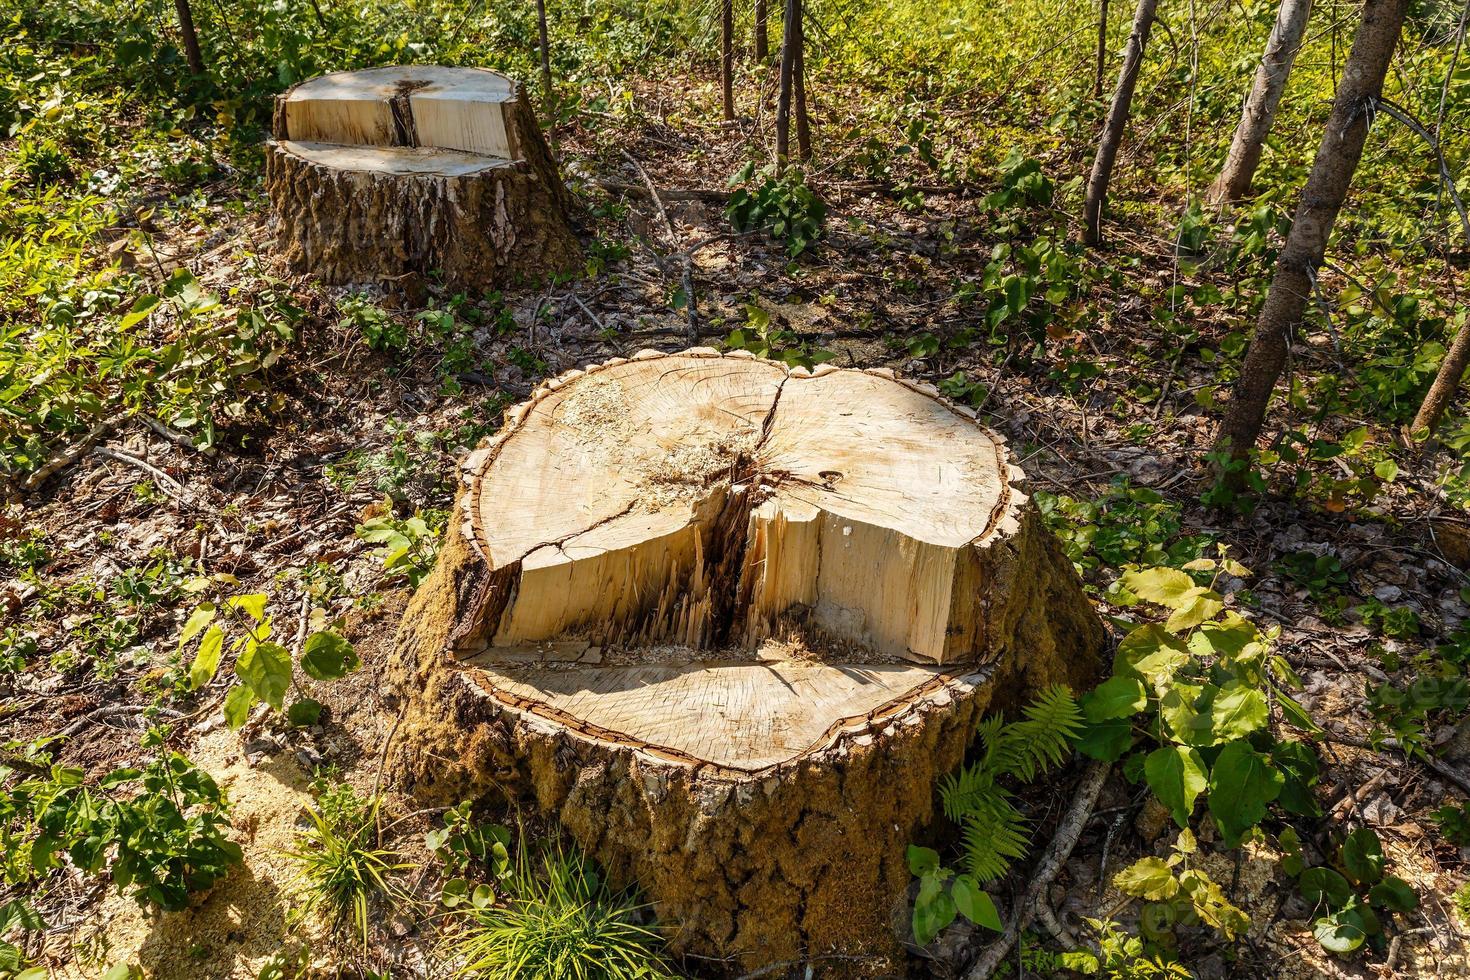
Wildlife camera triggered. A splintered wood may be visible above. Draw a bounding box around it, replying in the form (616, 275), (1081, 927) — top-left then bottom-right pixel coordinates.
(391, 349), (1105, 968)
(265, 66), (578, 289)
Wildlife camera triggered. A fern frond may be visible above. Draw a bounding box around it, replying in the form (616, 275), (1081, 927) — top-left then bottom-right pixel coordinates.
(939, 763), (997, 822)
(1002, 685), (1082, 780)
(960, 790), (1029, 882)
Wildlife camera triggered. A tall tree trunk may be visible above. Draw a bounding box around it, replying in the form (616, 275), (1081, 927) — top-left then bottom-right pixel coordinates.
(1094, 0), (1109, 100)
(755, 0), (769, 60)
(174, 0), (206, 76)
(722, 0), (735, 121)
(1207, 0), (1314, 205)
(775, 0), (797, 160)
(536, 0), (554, 111)
(1082, 0), (1158, 245)
(1216, 0), (1408, 469)
(1413, 315), (1470, 436)
(793, 11), (811, 160)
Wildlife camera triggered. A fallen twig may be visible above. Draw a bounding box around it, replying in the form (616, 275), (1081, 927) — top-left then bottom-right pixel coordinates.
(20, 418), (122, 492)
(595, 179), (729, 203)
(94, 445), (190, 502)
(1324, 727), (1470, 797)
(58, 704), (184, 739)
(964, 760), (1111, 979)
(620, 151), (700, 345)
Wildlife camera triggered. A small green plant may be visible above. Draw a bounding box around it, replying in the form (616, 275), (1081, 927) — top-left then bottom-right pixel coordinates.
(177, 591), (361, 729)
(356, 505), (444, 587)
(723, 302), (834, 369)
(725, 162), (827, 257)
(1276, 551), (1349, 601)
(1354, 599), (1421, 639)
(981, 149), (1054, 213)
(908, 686), (1082, 944)
(339, 293), (406, 353)
(1455, 881), (1470, 925)
(1077, 555), (1323, 844)
(1365, 675), (1468, 759)
(285, 783), (408, 950)
(445, 836), (673, 980)
(1112, 829), (1248, 942)
(428, 802), (512, 901)
(0, 528), (49, 572)
(1433, 800), (1470, 846)
(2, 728), (241, 911)
(1035, 480), (1212, 580)
(1284, 826), (1417, 955)
(0, 898), (45, 978)
(1062, 918), (1194, 979)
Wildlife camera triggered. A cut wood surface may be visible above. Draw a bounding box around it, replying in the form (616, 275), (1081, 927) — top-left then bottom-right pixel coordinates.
(390, 348), (1105, 969)
(266, 66), (578, 290)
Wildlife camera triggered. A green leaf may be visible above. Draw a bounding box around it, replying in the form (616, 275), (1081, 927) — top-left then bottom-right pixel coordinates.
(1313, 909), (1369, 954)
(1116, 625), (1192, 692)
(1144, 745), (1208, 829)
(178, 602), (216, 649)
(1113, 857), (1179, 900)
(1276, 692), (1323, 735)
(1159, 683), (1214, 746)
(187, 625), (224, 691)
(1367, 876), (1417, 913)
(951, 875), (1001, 930)
(907, 845), (941, 877)
(119, 295), (160, 330)
(236, 641), (292, 709)
(1165, 590), (1224, 633)
(1209, 680), (1269, 740)
(1122, 567), (1197, 609)
(286, 698), (323, 727)
(1272, 739), (1322, 817)
(222, 684), (257, 729)
(300, 631), (359, 681)
(1207, 740), (1283, 845)
(225, 593), (269, 622)
(1083, 676), (1148, 722)
(101, 964), (136, 980)
(912, 873), (956, 944)
(1299, 867), (1353, 909)
(1076, 717), (1134, 761)
(1341, 828), (1384, 885)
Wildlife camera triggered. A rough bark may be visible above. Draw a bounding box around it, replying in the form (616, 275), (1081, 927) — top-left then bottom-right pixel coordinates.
(722, 0), (735, 121)
(536, 0), (554, 109)
(755, 0), (769, 61)
(1412, 313), (1470, 437)
(1083, 0), (1157, 246)
(776, 0), (798, 160)
(266, 68), (579, 292)
(387, 349), (1106, 972)
(1207, 0), (1314, 205)
(174, 0), (205, 76)
(1216, 0), (1408, 467)
(794, 18), (811, 161)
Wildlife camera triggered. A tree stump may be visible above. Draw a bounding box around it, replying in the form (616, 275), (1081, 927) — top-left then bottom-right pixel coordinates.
(390, 349), (1104, 971)
(265, 66), (579, 290)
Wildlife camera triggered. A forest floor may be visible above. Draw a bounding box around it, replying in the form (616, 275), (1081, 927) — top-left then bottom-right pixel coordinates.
(6, 63), (1470, 979)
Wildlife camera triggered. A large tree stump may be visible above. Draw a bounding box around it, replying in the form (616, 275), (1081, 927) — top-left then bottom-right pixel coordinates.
(265, 66), (579, 290)
(389, 349), (1104, 972)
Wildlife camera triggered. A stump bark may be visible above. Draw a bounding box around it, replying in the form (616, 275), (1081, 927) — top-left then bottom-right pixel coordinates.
(265, 66), (579, 290)
(389, 349), (1104, 972)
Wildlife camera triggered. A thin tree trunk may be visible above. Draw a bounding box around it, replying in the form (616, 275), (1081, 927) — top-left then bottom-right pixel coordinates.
(1094, 0), (1109, 100)
(793, 7), (811, 160)
(1216, 0), (1408, 470)
(174, 0), (205, 76)
(775, 0), (797, 160)
(1082, 0), (1158, 245)
(1207, 0), (1314, 205)
(536, 0), (554, 111)
(1413, 316), (1470, 436)
(722, 0), (735, 121)
(755, 0), (769, 60)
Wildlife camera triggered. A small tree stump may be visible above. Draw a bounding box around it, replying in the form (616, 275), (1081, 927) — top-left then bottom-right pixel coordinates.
(265, 66), (579, 290)
(390, 349), (1104, 971)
